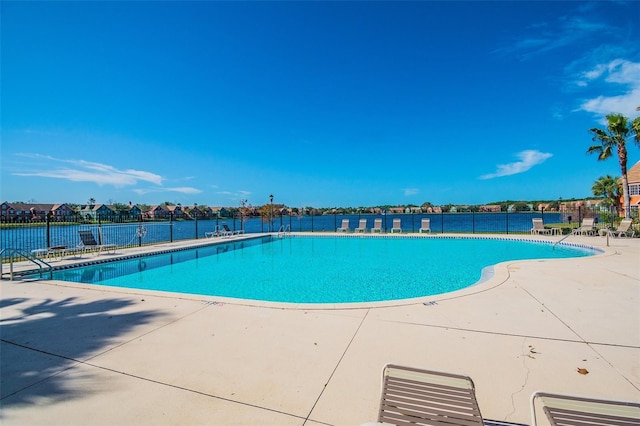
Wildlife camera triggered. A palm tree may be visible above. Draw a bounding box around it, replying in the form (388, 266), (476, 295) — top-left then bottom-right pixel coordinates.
(587, 113), (640, 218)
(591, 175), (622, 212)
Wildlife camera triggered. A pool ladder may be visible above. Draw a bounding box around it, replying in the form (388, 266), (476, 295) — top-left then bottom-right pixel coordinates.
(0, 248), (53, 281)
(277, 225), (291, 238)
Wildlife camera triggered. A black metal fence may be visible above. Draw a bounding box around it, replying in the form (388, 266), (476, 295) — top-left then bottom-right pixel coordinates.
(2, 205), (629, 257)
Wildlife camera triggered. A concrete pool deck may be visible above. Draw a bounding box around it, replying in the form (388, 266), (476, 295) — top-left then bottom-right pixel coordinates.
(1, 233), (639, 425)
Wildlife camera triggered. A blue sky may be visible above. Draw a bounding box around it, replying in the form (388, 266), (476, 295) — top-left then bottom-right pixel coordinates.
(2, 1), (639, 208)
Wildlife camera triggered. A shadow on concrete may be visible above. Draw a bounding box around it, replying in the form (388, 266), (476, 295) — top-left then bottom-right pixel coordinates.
(0, 296), (164, 414)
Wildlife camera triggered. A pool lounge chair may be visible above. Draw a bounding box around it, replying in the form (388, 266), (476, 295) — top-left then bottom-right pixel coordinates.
(30, 244), (68, 261)
(78, 229), (117, 255)
(221, 223), (242, 237)
(205, 228), (219, 238)
(530, 391), (640, 426)
(607, 218), (635, 238)
(572, 218), (596, 236)
(530, 218), (552, 235)
(419, 218), (431, 234)
(337, 219), (350, 232)
(362, 364), (484, 426)
(390, 218), (402, 233)
(371, 218), (383, 233)
(355, 219), (367, 233)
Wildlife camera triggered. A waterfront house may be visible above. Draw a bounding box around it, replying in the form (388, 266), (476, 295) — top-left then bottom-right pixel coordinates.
(1, 202), (75, 222)
(165, 205), (183, 218)
(79, 204), (116, 220)
(147, 205), (169, 219)
(626, 161), (640, 215)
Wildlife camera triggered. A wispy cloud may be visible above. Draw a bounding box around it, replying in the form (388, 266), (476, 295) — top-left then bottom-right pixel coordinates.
(479, 150), (553, 180)
(14, 154), (163, 186)
(576, 59), (640, 117)
(496, 15), (609, 61)
(216, 190), (252, 201)
(403, 188), (419, 196)
(133, 186), (202, 195)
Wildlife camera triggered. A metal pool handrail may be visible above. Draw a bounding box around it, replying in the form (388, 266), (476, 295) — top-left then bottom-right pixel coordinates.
(1, 248), (53, 280)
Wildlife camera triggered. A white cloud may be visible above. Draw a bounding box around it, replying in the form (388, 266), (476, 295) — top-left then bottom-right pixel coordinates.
(577, 59), (640, 117)
(14, 154), (163, 186)
(133, 186), (202, 195)
(479, 150), (553, 180)
(403, 188), (419, 196)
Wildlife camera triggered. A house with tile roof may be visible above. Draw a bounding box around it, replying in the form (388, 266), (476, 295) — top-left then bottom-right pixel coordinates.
(1, 202), (75, 222)
(626, 160), (640, 215)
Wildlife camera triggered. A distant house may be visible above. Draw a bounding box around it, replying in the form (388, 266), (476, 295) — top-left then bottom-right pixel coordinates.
(1, 202), (75, 222)
(199, 206), (213, 219)
(147, 205), (169, 219)
(185, 206), (203, 219)
(79, 204), (115, 220)
(128, 204), (143, 219)
(210, 207), (230, 218)
(479, 205), (501, 212)
(626, 160), (640, 215)
(165, 205), (183, 218)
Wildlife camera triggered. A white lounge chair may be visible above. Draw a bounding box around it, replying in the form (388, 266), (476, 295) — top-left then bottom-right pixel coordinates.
(607, 218), (635, 238)
(572, 218), (596, 236)
(221, 223), (242, 237)
(355, 219), (367, 233)
(530, 391), (640, 426)
(337, 219), (350, 232)
(371, 218), (383, 233)
(78, 229), (117, 255)
(390, 218), (402, 233)
(531, 218), (552, 235)
(419, 218), (431, 234)
(363, 364), (484, 426)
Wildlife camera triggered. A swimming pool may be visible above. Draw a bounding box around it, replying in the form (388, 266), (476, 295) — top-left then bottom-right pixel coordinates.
(45, 235), (599, 304)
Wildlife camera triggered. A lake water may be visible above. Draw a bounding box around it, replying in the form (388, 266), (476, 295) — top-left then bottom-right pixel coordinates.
(1, 212), (570, 254)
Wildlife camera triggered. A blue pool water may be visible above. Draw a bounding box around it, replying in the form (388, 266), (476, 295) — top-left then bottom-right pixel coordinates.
(48, 236), (597, 304)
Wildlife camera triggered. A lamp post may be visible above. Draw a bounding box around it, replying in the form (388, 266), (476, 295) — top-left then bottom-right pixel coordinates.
(269, 194), (274, 232)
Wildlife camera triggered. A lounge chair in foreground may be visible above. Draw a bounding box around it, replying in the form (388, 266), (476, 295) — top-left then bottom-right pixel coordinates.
(419, 218), (431, 234)
(607, 218), (635, 238)
(78, 229), (117, 255)
(371, 218), (383, 233)
(362, 364), (484, 426)
(530, 391), (640, 426)
(572, 218), (596, 236)
(355, 219), (367, 233)
(221, 223), (242, 236)
(337, 219), (350, 232)
(530, 218), (552, 235)
(390, 218), (402, 233)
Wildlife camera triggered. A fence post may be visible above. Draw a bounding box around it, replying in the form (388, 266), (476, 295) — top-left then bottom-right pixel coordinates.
(194, 214), (198, 239)
(46, 213), (51, 248)
(578, 206), (583, 224)
(311, 212), (314, 232)
(138, 215), (143, 247)
(440, 211), (444, 233)
(505, 211), (509, 234)
(98, 214), (103, 244)
(472, 211), (475, 234)
(170, 212), (174, 242)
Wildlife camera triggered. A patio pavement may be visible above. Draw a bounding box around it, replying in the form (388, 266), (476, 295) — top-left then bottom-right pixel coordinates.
(1, 233), (639, 425)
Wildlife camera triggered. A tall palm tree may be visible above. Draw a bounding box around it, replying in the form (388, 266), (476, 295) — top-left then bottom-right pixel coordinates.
(587, 113), (639, 218)
(591, 175), (622, 212)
